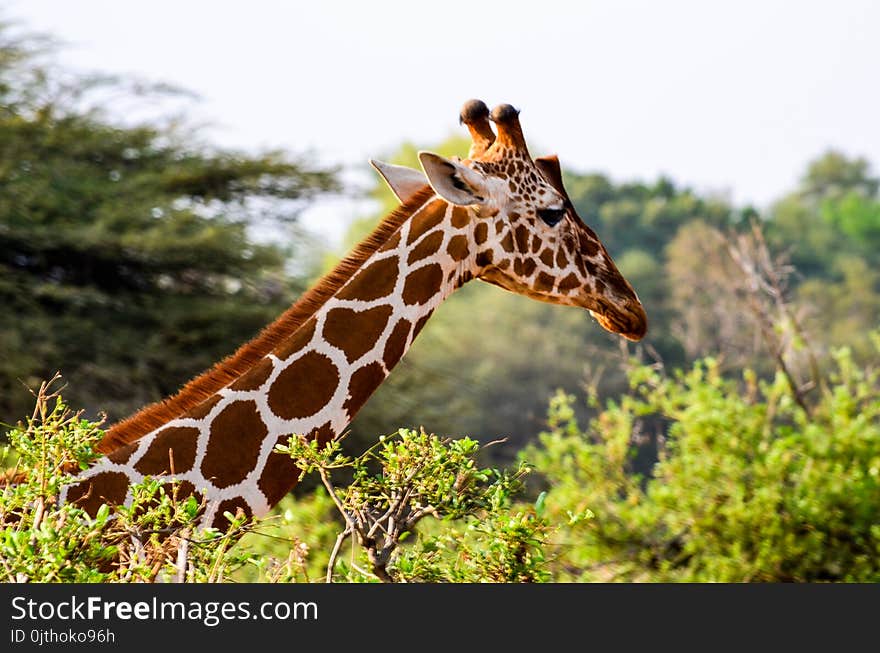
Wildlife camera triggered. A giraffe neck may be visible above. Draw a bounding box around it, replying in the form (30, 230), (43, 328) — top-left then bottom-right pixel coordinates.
(63, 193), (478, 527)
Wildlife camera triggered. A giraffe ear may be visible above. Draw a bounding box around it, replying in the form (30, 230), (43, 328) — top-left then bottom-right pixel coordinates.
(535, 155), (566, 196)
(418, 152), (490, 206)
(370, 160), (429, 203)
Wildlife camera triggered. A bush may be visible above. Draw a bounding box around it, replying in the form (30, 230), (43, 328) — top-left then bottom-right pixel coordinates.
(0, 377), (254, 582)
(1, 379), (550, 583)
(525, 338), (880, 582)
(271, 429), (551, 583)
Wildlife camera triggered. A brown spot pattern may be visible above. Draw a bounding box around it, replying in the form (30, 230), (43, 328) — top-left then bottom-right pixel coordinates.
(383, 319), (411, 369)
(108, 443), (136, 464)
(581, 237), (599, 257)
(201, 400), (268, 489)
(474, 222), (489, 245)
(407, 231), (444, 265)
(514, 225), (530, 252)
(499, 231), (514, 252)
(556, 249), (569, 268)
(186, 394), (222, 420)
(403, 264), (443, 305)
(607, 273), (632, 296)
(447, 235), (469, 262)
(255, 417), (335, 508)
(163, 480), (196, 503)
(584, 258), (598, 275)
(258, 442), (300, 506)
(522, 258), (537, 276)
(66, 471), (130, 517)
(406, 200), (446, 245)
(135, 426), (199, 475)
(536, 272), (555, 291)
(539, 248), (554, 267)
(558, 273), (581, 292)
(336, 257), (399, 302)
(451, 206), (470, 228)
(323, 305), (393, 363)
(274, 319), (316, 359)
(343, 362), (386, 416)
(268, 351), (338, 420)
(230, 358), (273, 391)
(379, 230), (401, 252)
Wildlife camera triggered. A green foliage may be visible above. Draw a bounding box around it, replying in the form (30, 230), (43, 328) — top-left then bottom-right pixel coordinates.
(234, 489), (341, 583)
(0, 379), (254, 582)
(820, 191), (880, 250)
(0, 23), (338, 423)
(525, 341), (880, 582)
(1, 383), (550, 583)
(273, 428), (550, 582)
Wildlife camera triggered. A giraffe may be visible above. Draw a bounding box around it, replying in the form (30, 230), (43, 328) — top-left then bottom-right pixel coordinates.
(61, 100), (647, 529)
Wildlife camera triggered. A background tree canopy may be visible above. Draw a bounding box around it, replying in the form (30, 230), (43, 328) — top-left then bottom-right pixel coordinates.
(0, 22), (338, 423)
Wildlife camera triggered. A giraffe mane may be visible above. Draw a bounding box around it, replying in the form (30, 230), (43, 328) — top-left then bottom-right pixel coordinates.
(97, 185), (437, 454)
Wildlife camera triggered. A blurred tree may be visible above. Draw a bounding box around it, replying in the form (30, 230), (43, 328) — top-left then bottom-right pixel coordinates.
(525, 342), (880, 582)
(766, 150), (880, 278)
(665, 220), (751, 364)
(799, 150), (878, 203)
(797, 256), (880, 363)
(0, 22), (338, 423)
(764, 150), (880, 366)
(820, 191), (880, 256)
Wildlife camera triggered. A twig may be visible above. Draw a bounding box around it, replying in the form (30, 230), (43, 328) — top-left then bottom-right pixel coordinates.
(326, 528), (350, 583)
(175, 530), (190, 583)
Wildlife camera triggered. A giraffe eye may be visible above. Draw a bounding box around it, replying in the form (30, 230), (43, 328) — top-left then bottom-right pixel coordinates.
(537, 207), (566, 227)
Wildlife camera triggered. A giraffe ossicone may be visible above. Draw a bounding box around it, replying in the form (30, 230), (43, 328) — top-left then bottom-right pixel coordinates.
(62, 99), (647, 528)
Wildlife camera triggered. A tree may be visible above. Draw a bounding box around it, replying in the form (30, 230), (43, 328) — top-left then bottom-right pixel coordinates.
(799, 150), (878, 204)
(763, 151), (880, 367)
(0, 21), (338, 423)
(524, 342), (880, 582)
(766, 150), (880, 279)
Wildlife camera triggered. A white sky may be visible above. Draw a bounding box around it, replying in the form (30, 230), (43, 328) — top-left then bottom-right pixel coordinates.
(8, 0), (880, 245)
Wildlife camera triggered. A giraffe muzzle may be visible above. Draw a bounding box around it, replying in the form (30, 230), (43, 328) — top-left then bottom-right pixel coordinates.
(590, 298), (648, 342)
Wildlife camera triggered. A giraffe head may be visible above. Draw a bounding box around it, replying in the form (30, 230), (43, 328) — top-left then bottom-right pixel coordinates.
(380, 99), (647, 341)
